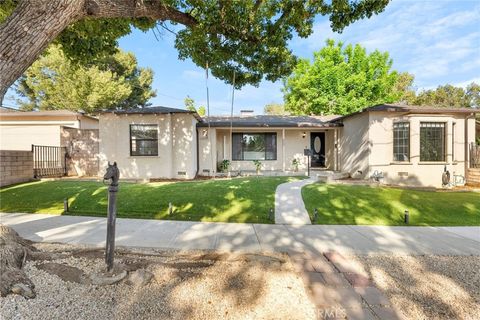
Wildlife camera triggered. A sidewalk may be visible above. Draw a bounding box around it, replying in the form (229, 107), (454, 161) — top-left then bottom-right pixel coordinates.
(2, 212), (479, 255)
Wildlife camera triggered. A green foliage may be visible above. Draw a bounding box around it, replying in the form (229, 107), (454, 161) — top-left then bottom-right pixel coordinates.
(264, 103), (289, 115)
(283, 39), (405, 115)
(16, 45), (156, 113)
(2, 0), (390, 88)
(184, 96), (206, 115)
(292, 158), (300, 171)
(409, 83), (479, 108)
(253, 160), (262, 173)
(197, 105), (206, 116)
(219, 159), (231, 173)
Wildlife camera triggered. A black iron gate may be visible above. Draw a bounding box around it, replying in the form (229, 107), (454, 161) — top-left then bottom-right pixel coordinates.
(32, 144), (67, 178)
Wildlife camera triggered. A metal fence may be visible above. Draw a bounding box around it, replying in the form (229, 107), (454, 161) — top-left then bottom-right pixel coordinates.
(470, 142), (480, 168)
(32, 144), (67, 178)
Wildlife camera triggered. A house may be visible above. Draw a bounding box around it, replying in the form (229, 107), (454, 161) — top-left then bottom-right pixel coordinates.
(98, 104), (478, 187)
(0, 109), (98, 150)
(0, 109), (100, 177)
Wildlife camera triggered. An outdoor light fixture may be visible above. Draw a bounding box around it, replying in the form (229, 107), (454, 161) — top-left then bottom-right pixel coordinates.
(302, 132), (306, 138)
(202, 129), (208, 137)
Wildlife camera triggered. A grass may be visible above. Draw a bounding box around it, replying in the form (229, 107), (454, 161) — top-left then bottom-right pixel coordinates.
(0, 176), (303, 224)
(302, 183), (480, 226)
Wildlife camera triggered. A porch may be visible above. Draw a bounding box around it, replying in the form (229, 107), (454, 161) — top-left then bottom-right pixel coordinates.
(198, 126), (342, 175)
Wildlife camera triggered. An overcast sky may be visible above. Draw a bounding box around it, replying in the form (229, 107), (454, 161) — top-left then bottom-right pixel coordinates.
(5, 0), (480, 114)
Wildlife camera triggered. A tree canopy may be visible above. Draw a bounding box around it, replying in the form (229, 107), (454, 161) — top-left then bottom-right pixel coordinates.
(264, 103), (289, 115)
(184, 96), (206, 116)
(0, 0), (391, 103)
(412, 83), (479, 108)
(16, 45), (156, 113)
(283, 39), (411, 115)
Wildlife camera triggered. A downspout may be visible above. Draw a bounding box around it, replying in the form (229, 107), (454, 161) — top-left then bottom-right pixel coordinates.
(196, 125), (200, 178)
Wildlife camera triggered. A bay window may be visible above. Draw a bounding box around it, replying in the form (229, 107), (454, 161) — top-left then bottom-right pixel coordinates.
(393, 122), (410, 162)
(420, 122), (445, 162)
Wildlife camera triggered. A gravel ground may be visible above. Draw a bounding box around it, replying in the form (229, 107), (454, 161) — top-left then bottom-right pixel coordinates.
(352, 254), (480, 320)
(0, 243), (316, 320)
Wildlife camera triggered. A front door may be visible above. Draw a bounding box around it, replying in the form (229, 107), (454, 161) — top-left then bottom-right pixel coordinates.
(310, 132), (325, 168)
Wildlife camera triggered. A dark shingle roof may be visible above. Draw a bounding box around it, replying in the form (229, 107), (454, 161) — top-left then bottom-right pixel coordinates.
(197, 115), (343, 128)
(104, 106), (203, 121)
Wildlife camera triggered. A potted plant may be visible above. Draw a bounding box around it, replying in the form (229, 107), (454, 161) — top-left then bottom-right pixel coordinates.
(292, 158), (300, 172)
(219, 159), (231, 173)
(253, 160), (262, 176)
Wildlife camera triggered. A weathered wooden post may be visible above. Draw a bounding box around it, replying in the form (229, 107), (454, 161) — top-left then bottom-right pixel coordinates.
(103, 162), (120, 272)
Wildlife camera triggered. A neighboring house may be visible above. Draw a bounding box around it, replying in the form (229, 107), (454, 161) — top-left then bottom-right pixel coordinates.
(0, 109), (98, 150)
(98, 104), (478, 187)
(0, 109), (100, 177)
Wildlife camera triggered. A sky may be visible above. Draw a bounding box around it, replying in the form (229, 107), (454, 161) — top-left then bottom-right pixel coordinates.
(4, 0), (480, 114)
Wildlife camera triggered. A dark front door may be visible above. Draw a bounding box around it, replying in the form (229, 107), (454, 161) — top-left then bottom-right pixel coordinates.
(310, 132), (325, 167)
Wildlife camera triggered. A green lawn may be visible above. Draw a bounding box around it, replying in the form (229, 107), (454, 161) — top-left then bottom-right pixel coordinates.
(302, 183), (480, 226)
(0, 177), (303, 223)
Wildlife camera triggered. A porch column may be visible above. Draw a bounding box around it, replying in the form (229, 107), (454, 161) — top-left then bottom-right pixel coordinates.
(282, 129), (286, 172)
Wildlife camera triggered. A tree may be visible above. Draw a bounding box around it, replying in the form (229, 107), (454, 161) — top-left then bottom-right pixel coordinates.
(264, 103), (289, 115)
(0, 0), (390, 104)
(466, 83), (480, 108)
(283, 39), (407, 115)
(413, 84), (470, 108)
(16, 45), (156, 113)
(183, 95), (206, 116)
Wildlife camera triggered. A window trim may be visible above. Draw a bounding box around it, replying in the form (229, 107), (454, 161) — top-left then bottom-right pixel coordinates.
(452, 122), (456, 162)
(419, 122), (446, 162)
(129, 124), (159, 157)
(392, 121), (410, 162)
(232, 132), (277, 161)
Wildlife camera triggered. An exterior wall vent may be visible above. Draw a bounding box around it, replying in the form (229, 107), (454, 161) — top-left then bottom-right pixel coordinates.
(398, 172), (409, 177)
(177, 171), (186, 176)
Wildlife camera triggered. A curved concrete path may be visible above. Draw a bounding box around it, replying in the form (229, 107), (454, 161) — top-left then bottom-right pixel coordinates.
(275, 177), (317, 225)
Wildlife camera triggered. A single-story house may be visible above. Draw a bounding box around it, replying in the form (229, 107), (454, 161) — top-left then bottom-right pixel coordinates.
(0, 109), (100, 177)
(98, 104), (479, 187)
(0, 109), (98, 150)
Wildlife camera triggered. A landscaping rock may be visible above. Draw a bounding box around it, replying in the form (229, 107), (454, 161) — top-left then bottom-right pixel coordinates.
(127, 269), (154, 287)
(90, 270), (127, 286)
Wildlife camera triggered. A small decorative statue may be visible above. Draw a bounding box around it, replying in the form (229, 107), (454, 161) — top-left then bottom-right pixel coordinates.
(103, 162), (120, 271)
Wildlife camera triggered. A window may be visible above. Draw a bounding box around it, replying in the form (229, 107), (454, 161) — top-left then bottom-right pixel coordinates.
(420, 122), (445, 162)
(130, 124), (158, 156)
(393, 122), (410, 162)
(232, 133), (277, 160)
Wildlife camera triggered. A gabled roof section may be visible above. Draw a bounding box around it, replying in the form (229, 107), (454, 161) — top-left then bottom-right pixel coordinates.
(334, 103), (479, 122)
(197, 115), (343, 128)
(0, 109), (98, 121)
(104, 106), (203, 122)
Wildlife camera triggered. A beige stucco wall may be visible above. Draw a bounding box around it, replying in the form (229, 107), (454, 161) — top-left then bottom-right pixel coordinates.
(198, 128), (337, 174)
(98, 113), (197, 180)
(0, 125), (62, 150)
(367, 112), (475, 187)
(338, 112), (370, 179)
(338, 111), (477, 187)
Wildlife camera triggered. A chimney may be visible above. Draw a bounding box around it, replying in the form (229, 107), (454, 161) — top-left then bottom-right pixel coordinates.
(240, 110), (254, 117)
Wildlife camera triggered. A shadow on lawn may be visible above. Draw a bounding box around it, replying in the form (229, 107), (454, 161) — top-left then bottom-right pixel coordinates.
(1, 177), (300, 224)
(304, 182), (480, 226)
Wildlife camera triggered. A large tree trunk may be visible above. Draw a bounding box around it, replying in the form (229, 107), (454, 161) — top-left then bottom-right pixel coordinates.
(0, 224), (36, 298)
(0, 0), (197, 104)
(0, 0), (85, 104)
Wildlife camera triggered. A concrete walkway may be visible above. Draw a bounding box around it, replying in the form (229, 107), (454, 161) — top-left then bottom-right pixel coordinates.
(2, 212), (479, 256)
(275, 177), (316, 225)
